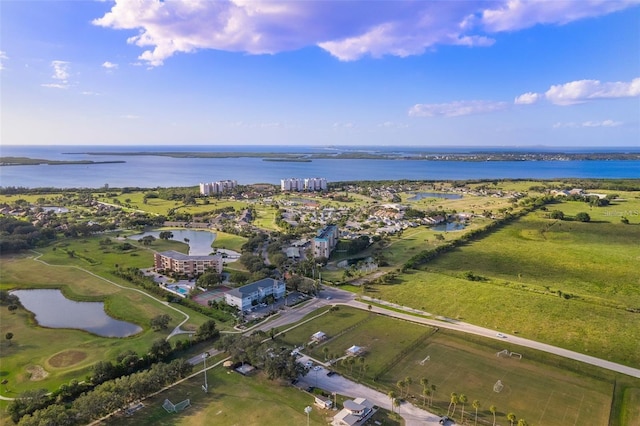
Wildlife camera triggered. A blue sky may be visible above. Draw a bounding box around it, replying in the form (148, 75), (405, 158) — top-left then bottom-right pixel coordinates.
(1, 0), (639, 147)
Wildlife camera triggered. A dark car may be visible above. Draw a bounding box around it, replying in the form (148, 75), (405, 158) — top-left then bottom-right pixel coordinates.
(439, 416), (452, 425)
(326, 371), (337, 377)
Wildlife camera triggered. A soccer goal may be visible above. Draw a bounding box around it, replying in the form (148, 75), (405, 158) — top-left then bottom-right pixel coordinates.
(163, 398), (191, 413)
(493, 380), (504, 393)
(419, 355), (430, 365)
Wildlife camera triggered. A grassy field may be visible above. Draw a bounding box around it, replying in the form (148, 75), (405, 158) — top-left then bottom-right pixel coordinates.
(274, 306), (632, 426)
(383, 332), (613, 426)
(102, 366), (332, 426)
(367, 198), (640, 368)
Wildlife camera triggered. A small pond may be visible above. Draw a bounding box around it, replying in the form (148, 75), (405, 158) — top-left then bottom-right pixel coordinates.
(432, 222), (466, 232)
(129, 229), (216, 256)
(36, 206), (70, 213)
(408, 192), (463, 201)
(11, 289), (142, 337)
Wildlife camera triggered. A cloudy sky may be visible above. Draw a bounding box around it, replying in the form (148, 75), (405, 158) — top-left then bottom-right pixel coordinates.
(1, 0), (639, 147)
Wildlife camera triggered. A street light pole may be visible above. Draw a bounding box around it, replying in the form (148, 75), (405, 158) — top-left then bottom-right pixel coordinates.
(304, 405), (312, 426)
(202, 352), (208, 392)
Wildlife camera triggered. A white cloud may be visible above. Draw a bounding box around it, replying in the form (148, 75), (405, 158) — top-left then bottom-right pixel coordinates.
(51, 60), (70, 81)
(378, 121), (409, 129)
(102, 61), (118, 69)
(544, 78), (640, 105)
(332, 122), (355, 129)
(481, 0), (637, 32)
(92, 0), (638, 66)
(514, 92), (540, 105)
(0, 51), (7, 70)
(41, 83), (68, 89)
(582, 119), (623, 127)
(42, 61), (70, 89)
(121, 114), (140, 119)
(409, 100), (508, 117)
(553, 119), (623, 128)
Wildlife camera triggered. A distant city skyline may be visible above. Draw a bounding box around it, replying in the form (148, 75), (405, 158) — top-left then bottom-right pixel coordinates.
(1, 0), (639, 147)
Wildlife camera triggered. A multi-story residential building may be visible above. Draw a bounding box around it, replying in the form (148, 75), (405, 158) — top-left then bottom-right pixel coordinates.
(304, 177), (327, 191)
(154, 250), (223, 276)
(313, 224), (338, 258)
(281, 177), (327, 192)
(280, 178), (304, 191)
(199, 180), (238, 196)
(224, 278), (286, 312)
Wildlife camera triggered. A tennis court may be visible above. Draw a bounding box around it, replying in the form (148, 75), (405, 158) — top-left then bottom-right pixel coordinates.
(192, 286), (232, 307)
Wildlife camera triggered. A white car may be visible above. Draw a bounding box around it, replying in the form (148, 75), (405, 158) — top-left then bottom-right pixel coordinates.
(313, 366), (322, 371)
(305, 361), (313, 368)
(496, 332), (507, 338)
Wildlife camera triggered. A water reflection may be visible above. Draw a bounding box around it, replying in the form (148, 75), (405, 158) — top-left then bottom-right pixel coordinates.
(11, 289), (142, 337)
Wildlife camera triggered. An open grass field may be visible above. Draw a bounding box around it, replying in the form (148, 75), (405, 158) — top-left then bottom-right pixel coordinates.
(210, 230), (247, 253)
(367, 198), (640, 368)
(273, 306), (635, 426)
(101, 366), (330, 426)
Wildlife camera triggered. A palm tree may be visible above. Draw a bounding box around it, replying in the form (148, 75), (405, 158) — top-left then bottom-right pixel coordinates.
(396, 379), (405, 397)
(430, 384), (437, 406)
(404, 376), (413, 398)
(422, 389), (431, 407)
(420, 378), (429, 406)
(472, 400), (481, 426)
(489, 405), (497, 426)
(394, 397), (401, 414)
(448, 392), (458, 416)
(322, 346), (329, 360)
(517, 419), (528, 426)
(388, 391), (397, 413)
(459, 393), (467, 422)
(507, 412), (516, 426)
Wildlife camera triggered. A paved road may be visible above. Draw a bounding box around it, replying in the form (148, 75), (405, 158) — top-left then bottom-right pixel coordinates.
(297, 359), (442, 426)
(353, 296), (640, 379)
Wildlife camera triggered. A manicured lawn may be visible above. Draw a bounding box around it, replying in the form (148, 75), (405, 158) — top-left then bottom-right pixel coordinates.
(0, 252), (214, 395)
(102, 367), (329, 426)
(210, 230), (247, 253)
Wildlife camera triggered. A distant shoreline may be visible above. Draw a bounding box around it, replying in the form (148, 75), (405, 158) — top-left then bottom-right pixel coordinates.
(65, 151), (640, 162)
(0, 157), (126, 166)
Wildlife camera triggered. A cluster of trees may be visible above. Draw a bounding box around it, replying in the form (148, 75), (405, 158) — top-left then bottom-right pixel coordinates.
(13, 359), (193, 426)
(0, 217), (56, 254)
(549, 210), (591, 222)
(215, 332), (305, 381)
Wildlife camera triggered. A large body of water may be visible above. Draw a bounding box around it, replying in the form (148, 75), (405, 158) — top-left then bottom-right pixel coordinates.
(129, 229), (216, 256)
(1, 145), (638, 188)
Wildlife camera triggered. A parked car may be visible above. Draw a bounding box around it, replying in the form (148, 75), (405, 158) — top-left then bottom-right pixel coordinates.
(439, 416), (452, 425)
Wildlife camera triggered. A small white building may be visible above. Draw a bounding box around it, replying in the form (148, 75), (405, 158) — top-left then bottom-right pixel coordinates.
(345, 345), (363, 357)
(332, 398), (374, 426)
(311, 331), (327, 342)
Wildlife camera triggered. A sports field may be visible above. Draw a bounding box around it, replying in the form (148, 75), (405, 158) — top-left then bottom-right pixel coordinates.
(277, 306), (617, 426)
(382, 333), (612, 426)
(102, 364), (328, 426)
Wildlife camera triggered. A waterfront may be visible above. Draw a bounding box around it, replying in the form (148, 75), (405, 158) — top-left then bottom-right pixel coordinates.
(1, 145), (639, 188)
